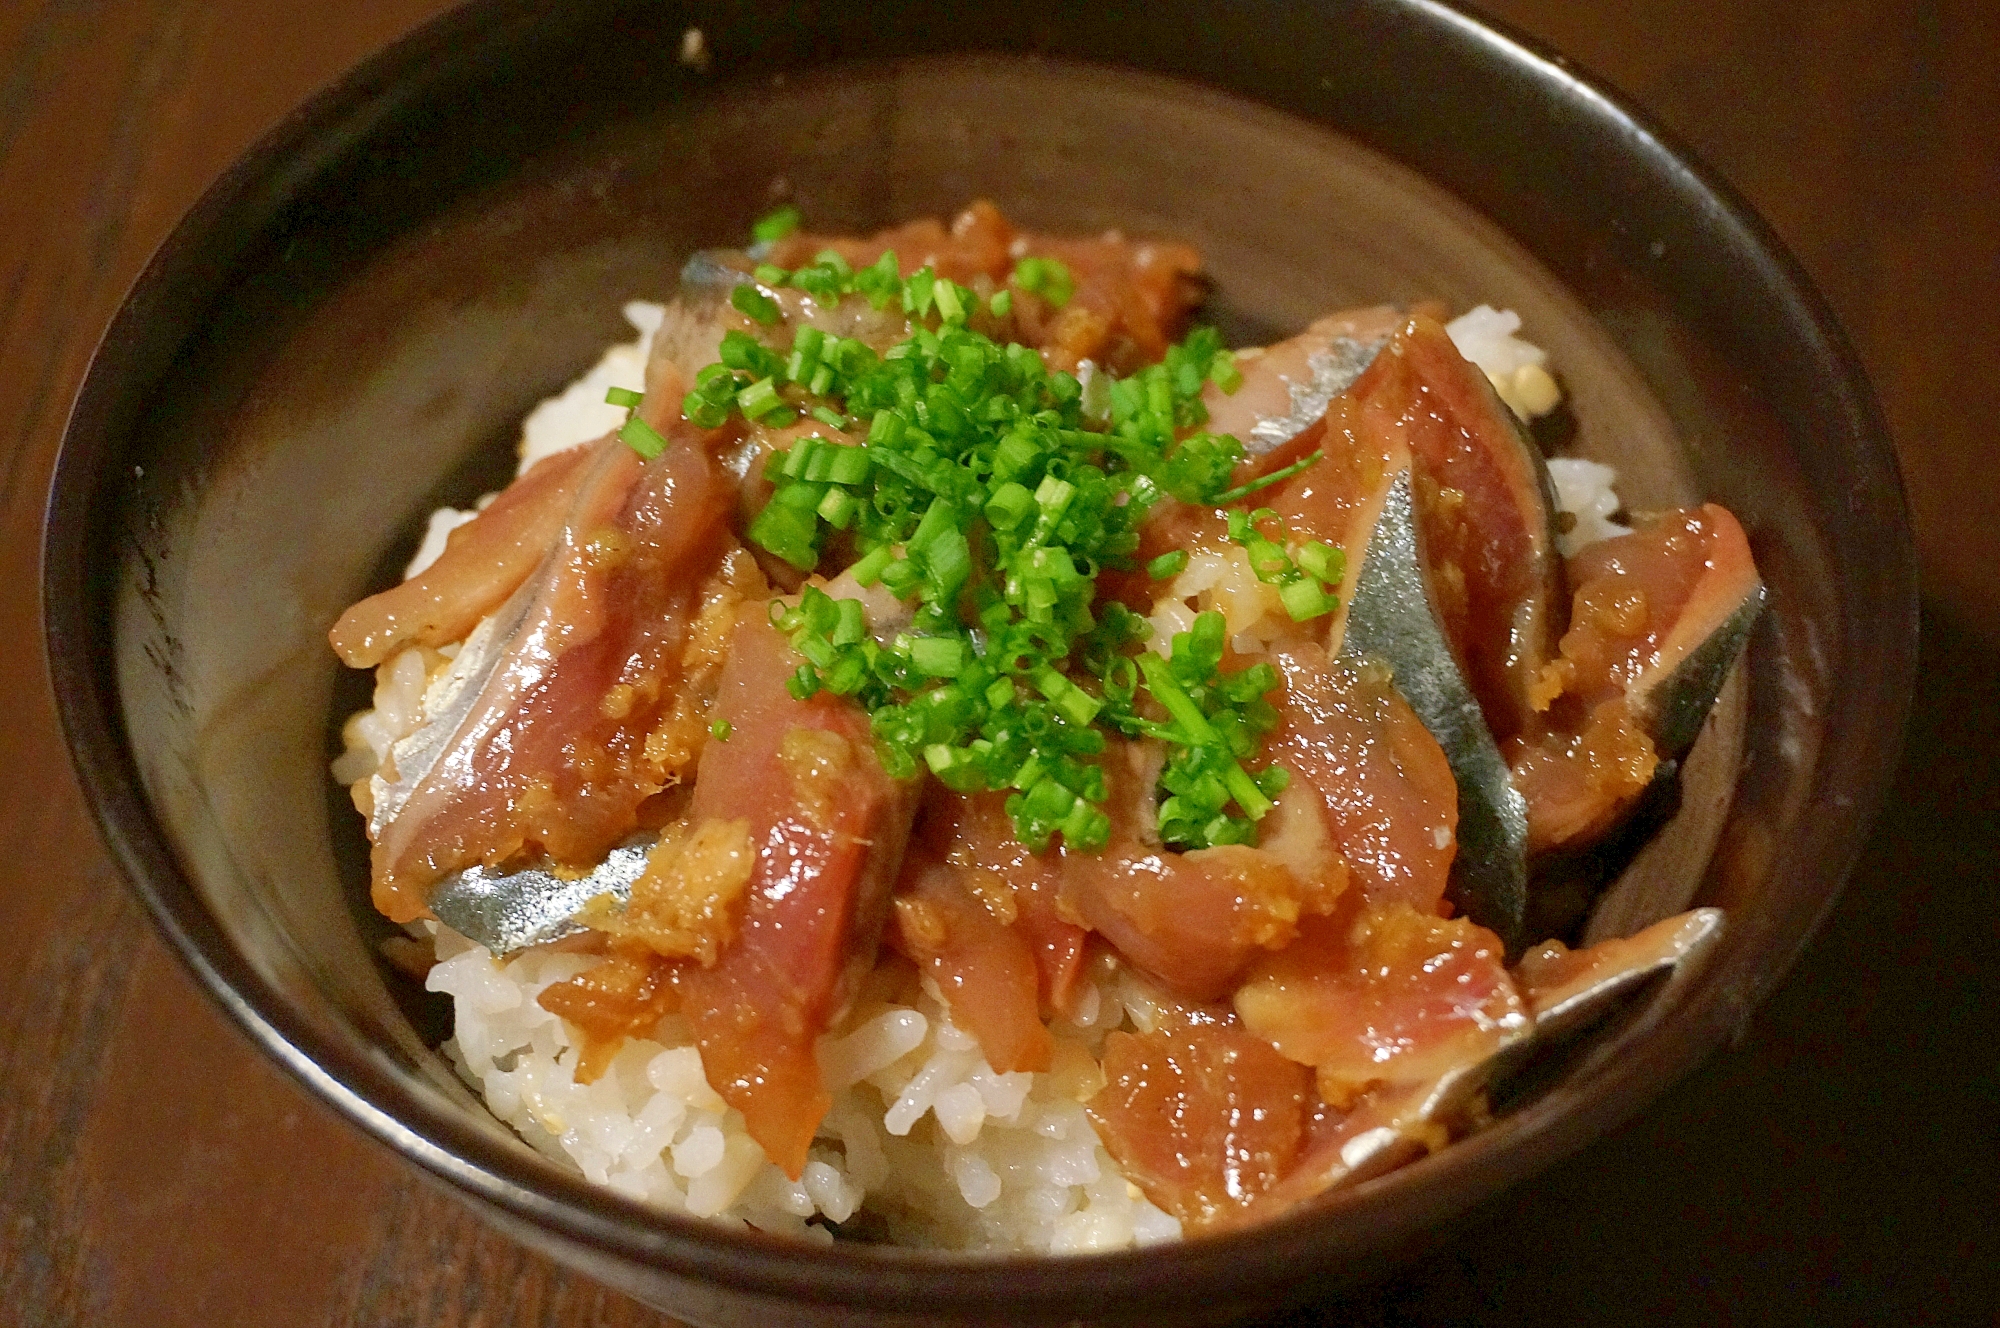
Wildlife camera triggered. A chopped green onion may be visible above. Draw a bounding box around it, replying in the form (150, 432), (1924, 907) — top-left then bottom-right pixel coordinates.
(731, 284), (782, 326)
(984, 481), (1034, 531)
(1215, 448), (1324, 504)
(1209, 351), (1243, 395)
(849, 545), (894, 586)
(910, 636), (967, 677)
(1279, 577), (1340, 621)
(716, 281), (1294, 851)
(753, 205), (802, 243)
(683, 392), (730, 430)
(605, 386), (644, 409)
(737, 377), (785, 421)
(823, 445), (871, 485)
(932, 280), (966, 324)
(817, 487), (859, 529)
(903, 268), (937, 318)
(832, 598), (866, 646)
(710, 719), (732, 741)
(620, 415), (667, 460)
(1012, 255), (1074, 308)
(1297, 540), (1344, 586)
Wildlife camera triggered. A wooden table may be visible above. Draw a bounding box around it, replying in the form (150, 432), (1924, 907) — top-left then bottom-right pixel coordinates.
(2, 2), (1993, 1323)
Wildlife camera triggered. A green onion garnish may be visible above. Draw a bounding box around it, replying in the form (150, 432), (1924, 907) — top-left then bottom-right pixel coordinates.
(752, 205), (802, 243)
(731, 284), (782, 327)
(686, 214), (1318, 851)
(1215, 447), (1323, 504)
(620, 415), (667, 460)
(1011, 255), (1075, 308)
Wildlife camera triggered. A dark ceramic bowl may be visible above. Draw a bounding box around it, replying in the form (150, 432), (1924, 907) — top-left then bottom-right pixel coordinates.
(43, 1), (1915, 1324)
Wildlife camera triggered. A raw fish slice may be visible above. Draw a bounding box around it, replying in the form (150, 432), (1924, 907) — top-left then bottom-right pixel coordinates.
(366, 413), (735, 923)
(1053, 740), (1344, 1002)
(893, 787), (1088, 1030)
(1087, 1020), (1314, 1230)
(1339, 468), (1532, 948)
(1252, 328), (1533, 946)
(1509, 505), (1763, 854)
(1265, 645), (1459, 915)
(1198, 306), (1400, 455)
(329, 439), (604, 669)
(1232, 899), (1527, 1108)
(891, 859), (1054, 1075)
(767, 199), (1206, 374)
(1235, 906), (1723, 1219)
(674, 610), (918, 1178)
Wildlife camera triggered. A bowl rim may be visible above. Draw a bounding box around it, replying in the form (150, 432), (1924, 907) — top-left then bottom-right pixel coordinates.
(41, 0), (1917, 1316)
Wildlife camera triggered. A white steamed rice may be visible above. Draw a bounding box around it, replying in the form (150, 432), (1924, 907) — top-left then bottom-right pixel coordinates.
(424, 926), (1182, 1250)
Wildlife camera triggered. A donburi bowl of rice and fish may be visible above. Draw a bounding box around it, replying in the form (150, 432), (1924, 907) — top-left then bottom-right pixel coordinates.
(44, 2), (1913, 1325)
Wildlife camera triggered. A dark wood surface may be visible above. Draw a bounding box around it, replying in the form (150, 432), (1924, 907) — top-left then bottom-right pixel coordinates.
(3, 2), (1994, 1324)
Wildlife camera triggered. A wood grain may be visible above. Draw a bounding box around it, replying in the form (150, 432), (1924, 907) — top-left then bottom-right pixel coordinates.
(0, 2), (1992, 1325)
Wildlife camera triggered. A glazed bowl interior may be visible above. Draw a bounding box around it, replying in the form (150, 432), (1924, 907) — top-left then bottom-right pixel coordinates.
(44, 2), (1913, 1325)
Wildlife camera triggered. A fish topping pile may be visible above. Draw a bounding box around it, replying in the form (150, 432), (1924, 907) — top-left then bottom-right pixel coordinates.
(330, 202), (1762, 1239)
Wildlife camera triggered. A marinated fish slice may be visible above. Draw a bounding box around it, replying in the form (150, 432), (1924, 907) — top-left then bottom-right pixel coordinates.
(1087, 1020), (1314, 1230)
(674, 249), (916, 362)
(1053, 740), (1342, 1002)
(1247, 350), (1527, 943)
(1216, 898), (1526, 1228)
(641, 272), (735, 408)
(420, 562), (911, 959)
(1509, 505), (1763, 854)
(891, 858), (1054, 1075)
(1016, 229), (1208, 372)
(1364, 314), (1567, 744)
(1265, 644), (1459, 915)
(369, 410), (735, 923)
(361, 438), (641, 837)
(1341, 468), (1532, 949)
(891, 786), (1089, 1038)
(1233, 900), (1528, 1118)
(1511, 905), (1724, 1033)
(329, 438), (605, 669)
(1238, 905), (1723, 1218)
(674, 610), (919, 1178)
(1249, 314), (1558, 947)
(364, 437), (646, 920)
(1621, 519), (1765, 758)
(766, 199), (1207, 373)
(1198, 306), (1400, 455)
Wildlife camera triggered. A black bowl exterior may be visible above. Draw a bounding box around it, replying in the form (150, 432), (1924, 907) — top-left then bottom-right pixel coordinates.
(44, 1), (1914, 1324)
